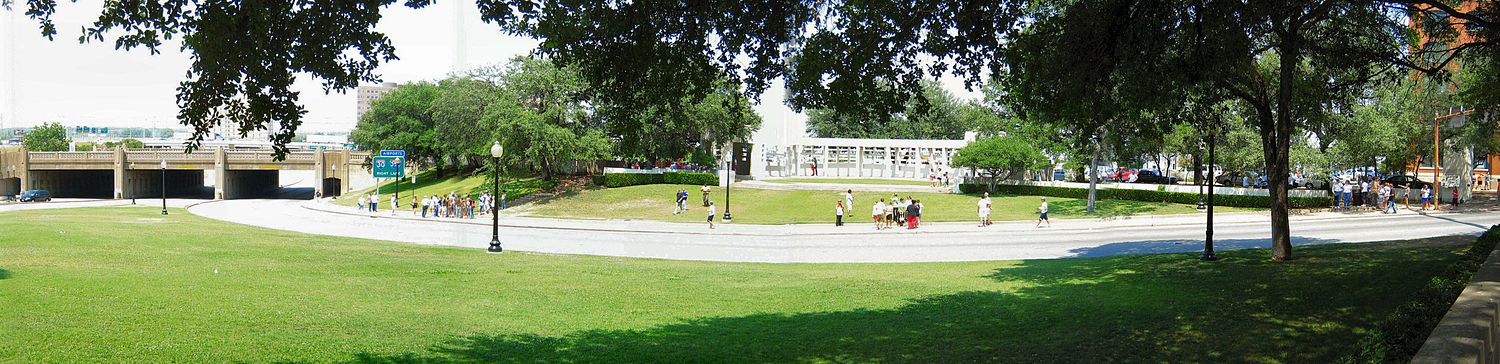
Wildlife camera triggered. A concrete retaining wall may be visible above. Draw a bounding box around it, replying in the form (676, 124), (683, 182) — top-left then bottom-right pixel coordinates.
(1413, 239), (1500, 363)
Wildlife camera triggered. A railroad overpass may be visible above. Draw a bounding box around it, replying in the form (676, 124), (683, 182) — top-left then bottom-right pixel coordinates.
(0, 147), (370, 199)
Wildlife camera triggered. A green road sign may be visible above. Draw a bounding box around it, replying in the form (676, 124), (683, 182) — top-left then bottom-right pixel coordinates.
(372, 156), (405, 178)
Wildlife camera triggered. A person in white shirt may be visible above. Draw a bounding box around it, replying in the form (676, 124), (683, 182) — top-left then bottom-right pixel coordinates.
(977, 192), (993, 227)
(706, 202), (717, 229)
(1036, 197), (1051, 228)
(835, 200), (845, 226)
(391, 194), (399, 216)
(873, 199), (887, 230)
(844, 190), (854, 214)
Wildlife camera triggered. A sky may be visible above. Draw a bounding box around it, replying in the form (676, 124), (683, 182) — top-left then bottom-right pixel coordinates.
(0, 2), (983, 145)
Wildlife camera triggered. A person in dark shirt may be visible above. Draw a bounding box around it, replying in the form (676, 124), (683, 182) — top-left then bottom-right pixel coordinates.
(906, 199), (921, 229)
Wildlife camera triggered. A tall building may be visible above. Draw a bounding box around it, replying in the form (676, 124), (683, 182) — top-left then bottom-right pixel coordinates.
(355, 82), (399, 121)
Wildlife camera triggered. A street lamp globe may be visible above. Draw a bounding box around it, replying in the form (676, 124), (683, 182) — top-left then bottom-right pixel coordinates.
(491, 141), (504, 159)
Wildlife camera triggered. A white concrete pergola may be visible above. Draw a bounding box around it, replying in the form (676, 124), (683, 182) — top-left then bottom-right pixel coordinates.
(753, 132), (976, 179)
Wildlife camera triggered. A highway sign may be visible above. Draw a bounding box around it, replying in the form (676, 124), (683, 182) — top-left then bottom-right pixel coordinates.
(372, 156), (405, 178)
(379, 150), (406, 157)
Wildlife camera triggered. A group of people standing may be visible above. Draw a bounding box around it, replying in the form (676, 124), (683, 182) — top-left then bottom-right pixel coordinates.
(1332, 177), (1446, 213)
(354, 191), (506, 219)
(862, 192), (923, 230)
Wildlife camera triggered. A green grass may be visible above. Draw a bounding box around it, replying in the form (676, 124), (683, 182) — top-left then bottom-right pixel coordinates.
(763, 178), (935, 186)
(333, 170), (553, 207)
(515, 184), (1253, 224)
(0, 207), (1469, 362)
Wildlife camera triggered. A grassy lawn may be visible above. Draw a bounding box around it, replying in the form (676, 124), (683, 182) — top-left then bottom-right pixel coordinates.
(332, 170), (553, 207)
(513, 184), (1253, 224)
(763, 178), (934, 186)
(0, 206), (1470, 362)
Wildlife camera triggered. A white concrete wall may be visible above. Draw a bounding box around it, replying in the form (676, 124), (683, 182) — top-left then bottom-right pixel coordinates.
(998, 179), (1329, 198)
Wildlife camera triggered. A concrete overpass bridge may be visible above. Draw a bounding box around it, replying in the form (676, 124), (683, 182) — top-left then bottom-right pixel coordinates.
(0, 147), (371, 199)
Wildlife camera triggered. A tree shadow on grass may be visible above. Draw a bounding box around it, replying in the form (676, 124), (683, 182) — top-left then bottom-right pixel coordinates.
(338, 243), (1460, 363)
(0, 267), (9, 280)
(1066, 236), (1343, 258)
(1048, 199), (1177, 218)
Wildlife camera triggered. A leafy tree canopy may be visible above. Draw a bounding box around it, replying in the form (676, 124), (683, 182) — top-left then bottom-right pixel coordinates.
(349, 82), (442, 169)
(806, 80), (999, 140)
(952, 135), (1048, 191)
(22, 122), (68, 152)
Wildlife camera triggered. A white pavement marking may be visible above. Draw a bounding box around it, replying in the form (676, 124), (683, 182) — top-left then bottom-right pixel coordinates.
(184, 199), (1500, 263)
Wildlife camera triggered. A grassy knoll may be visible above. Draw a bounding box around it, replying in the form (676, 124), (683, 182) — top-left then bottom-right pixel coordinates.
(763, 178), (935, 186)
(513, 183), (1253, 224)
(0, 206), (1472, 362)
(332, 170), (554, 207)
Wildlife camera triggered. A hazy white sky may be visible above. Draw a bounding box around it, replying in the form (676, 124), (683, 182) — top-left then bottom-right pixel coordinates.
(0, 2), (982, 144)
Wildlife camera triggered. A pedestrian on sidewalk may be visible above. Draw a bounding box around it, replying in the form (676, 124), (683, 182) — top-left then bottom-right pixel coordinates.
(1453, 186), (1461, 207)
(906, 199), (921, 229)
(391, 193), (398, 216)
(1036, 197), (1051, 228)
(707, 202), (717, 229)
(411, 195), (418, 217)
(893, 197), (906, 227)
(977, 192), (993, 227)
(357, 195), (366, 211)
(1332, 179), (1344, 208)
(1422, 184), (1433, 211)
(500, 190), (507, 210)
(421, 195), (430, 218)
(371, 193), (379, 212)
(835, 200), (845, 226)
(873, 199), (887, 230)
(1382, 183), (1396, 214)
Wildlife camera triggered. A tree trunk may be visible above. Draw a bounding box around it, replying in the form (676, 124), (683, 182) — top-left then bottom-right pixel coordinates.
(1267, 25), (1300, 261)
(1088, 138), (1100, 213)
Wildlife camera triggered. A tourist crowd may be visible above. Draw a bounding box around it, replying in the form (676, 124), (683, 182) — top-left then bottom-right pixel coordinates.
(354, 191), (507, 219)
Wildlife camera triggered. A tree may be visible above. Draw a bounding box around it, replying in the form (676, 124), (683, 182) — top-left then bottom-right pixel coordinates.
(952, 136), (1048, 193)
(349, 83), (442, 170)
(806, 81), (993, 140)
(484, 57), (611, 180)
(22, 122), (68, 152)
(606, 83), (763, 163)
(431, 75), (503, 172)
(103, 138), (146, 149)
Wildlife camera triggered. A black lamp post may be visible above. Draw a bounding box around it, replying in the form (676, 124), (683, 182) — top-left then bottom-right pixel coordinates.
(487, 141), (504, 253)
(723, 161), (732, 222)
(1201, 131), (1217, 261)
(160, 160), (168, 215)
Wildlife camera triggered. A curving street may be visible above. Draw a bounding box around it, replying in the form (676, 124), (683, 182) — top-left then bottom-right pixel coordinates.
(187, 198), (1500, 263)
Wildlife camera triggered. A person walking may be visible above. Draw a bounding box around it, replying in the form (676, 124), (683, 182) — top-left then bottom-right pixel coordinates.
(357, 194), (366, 211)
(1383, 183), (1397, 214)
(673, 189), (685, 215)
(371, 193), (379, 212)
(411, 195), (419, 217)
(500, 190), (508, 210)
(1036, 197), (1051, 228)
(893, 197), (906, 227)
(420, 195), (430, 218)
(844, 190), (854, 213)
(900, 200), (912, 229)
(977, 192), (993, 227)
(873, 199), (887, 230)
(391, 193), (399, 216)
(706, 202), (718, 229)
(701, 185), (712, 207)
(835, 200), (845, 226)
(1422, 184), (1433, 211)
(1332, 179), (1345, 208)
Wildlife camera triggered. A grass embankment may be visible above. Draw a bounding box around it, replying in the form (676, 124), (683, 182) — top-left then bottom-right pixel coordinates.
(332, 170), (554, 207)
(514, 184), (1252, 224)
(0, 206), (1472, 362)
(763, 178), (935, 186)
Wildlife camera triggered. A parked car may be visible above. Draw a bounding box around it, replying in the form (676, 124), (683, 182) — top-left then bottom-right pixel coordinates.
(1134, 170), (1180, 185)
(19, 189), (51, 202)
(1384, 175), (1432, 190)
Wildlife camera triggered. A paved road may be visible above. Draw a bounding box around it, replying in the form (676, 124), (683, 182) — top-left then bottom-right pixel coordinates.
(187, 199), (1500, 263)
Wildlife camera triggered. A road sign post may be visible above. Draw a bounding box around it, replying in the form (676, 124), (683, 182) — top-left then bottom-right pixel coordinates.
(372, 151), (406, 211)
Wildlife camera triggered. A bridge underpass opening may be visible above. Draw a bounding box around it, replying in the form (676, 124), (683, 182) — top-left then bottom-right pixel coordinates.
(321, 178), (342, 198)
(125, 169), (209, 199)
(0, 177), (18, 197)
(222, 170), (314, 200)
(27, 170), (113, 198)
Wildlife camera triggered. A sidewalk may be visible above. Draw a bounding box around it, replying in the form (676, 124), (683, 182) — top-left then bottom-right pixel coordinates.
(303, 198), (1459, 237)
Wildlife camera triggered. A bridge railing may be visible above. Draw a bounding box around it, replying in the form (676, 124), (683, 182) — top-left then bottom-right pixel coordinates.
(126, 151), (215, 162)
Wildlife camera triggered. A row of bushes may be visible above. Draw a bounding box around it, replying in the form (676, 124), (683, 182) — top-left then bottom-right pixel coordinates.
(959, 183), (1332, 209)
(1340, 226), (1500, 363)
(592, 172), (718, 188)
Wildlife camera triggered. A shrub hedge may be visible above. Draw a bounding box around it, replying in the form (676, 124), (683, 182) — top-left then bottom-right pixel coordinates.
(595, 172), (717, 188)
(1339, 225), (1500, 364)
(959, 183), (1331, 209)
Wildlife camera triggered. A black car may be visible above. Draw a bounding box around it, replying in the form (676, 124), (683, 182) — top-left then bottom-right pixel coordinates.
(1384, 175), (1432, 190)
(1134, 170), (1180, 185)
(19, 189), (51, 202)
